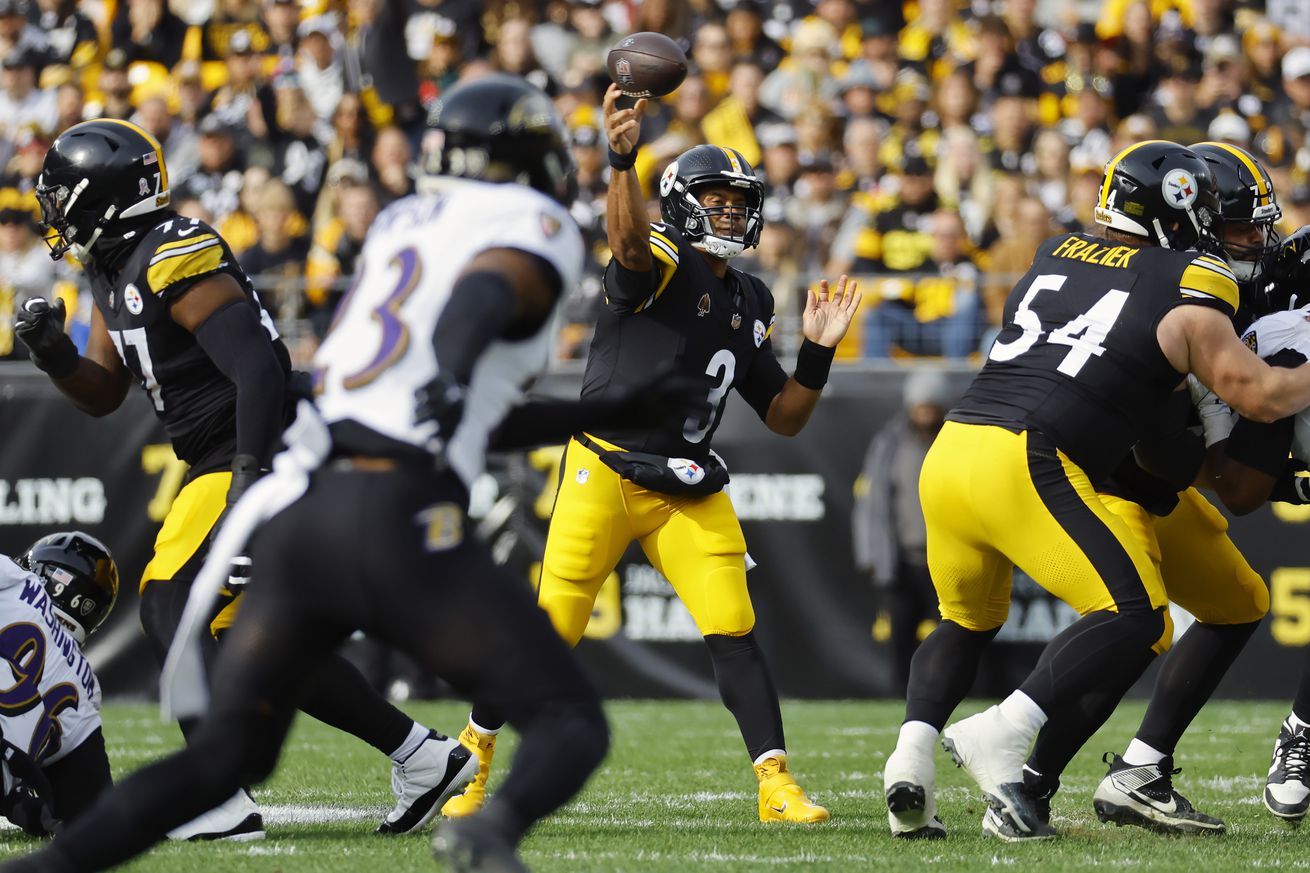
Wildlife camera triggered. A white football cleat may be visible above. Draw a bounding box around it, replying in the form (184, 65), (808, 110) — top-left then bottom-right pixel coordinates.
(1266, 718), (1310, 822)
(377, 730), (478, 834)
(884, 741), (945, 839)
(942, 706), (1050, 839)
(167, 788), (265, 842)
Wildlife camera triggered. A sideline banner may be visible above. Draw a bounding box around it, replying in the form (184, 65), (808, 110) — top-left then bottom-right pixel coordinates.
(2, 367), (1307, 699)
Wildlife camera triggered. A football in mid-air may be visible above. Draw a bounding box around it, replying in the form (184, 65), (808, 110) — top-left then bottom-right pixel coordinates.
(606, 32), (688, 99)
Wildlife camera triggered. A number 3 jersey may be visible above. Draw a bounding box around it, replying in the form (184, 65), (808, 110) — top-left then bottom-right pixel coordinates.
(0, 557), (100, 766)
(582, 222), (789, 462)
(83, 213), (291, 475)
(950, 232), (1240, 481)
(314, 180), (583, 489)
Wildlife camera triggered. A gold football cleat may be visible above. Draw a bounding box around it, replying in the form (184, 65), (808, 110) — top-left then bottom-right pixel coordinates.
(755, 754), (829, 823)
(441, 723), (498, 818)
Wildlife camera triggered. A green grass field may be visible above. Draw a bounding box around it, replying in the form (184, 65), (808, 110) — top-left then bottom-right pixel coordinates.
(0, 699), (1303, 871)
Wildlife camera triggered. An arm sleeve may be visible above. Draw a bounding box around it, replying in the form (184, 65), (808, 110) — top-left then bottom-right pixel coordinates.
(489, 396), (620, 451)
(193, 300), (286, 468)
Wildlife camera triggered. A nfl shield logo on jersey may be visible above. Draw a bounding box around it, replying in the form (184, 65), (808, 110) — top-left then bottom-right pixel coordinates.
(667, 458), (705, 485)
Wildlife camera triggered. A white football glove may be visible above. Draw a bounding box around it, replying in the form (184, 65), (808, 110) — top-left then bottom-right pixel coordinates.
(1187, 375), (1236, 447)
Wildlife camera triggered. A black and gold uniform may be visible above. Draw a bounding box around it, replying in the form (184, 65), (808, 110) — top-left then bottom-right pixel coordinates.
(931, 230), (1239, 632)
(580, 221), (787, 462)
(85, 215), (291, 476)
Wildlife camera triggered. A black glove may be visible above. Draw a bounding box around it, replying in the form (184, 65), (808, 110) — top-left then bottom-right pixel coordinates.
(606, 365), (714, 431)
(414, 370), (467, 441)
(0, 741), (60, 838)
(211, 454), (265, 588)
(15, 297), (78, 378)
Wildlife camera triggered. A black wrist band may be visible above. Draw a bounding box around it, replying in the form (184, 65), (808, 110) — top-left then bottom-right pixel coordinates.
(32, 337), (79, 380)
(793, 339), (835, 390)
(608, 147), (637, 171)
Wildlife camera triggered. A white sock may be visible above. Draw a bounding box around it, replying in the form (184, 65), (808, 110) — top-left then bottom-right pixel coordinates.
(390, 721), (430, 763)
(753, 748), (787, 767)
(1290, 711), (1310, 732)
(998, 691), (1047, 742)
(897, 720), (940, 757)
(1122, 738), (1166, 767)
(468, 715), (502, 737)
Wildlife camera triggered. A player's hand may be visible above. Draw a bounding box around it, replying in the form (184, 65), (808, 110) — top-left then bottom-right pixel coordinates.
(414, 369), (467, 439)
(803, 275), (862, 348)
(610, 364), (712, 430)
(604, 84), (647, 155)
(15, 297), (78, 376)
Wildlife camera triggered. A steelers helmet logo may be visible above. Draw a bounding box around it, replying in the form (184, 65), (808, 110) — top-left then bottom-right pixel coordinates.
(1163, 169), (1199, 209)
(660, 161), (680, 197)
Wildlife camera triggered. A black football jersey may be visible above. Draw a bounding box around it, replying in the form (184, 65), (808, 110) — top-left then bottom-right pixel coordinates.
(950, 232), (1240, 481)
(85, 213), (291, 474)
(582, 222), (789, 461)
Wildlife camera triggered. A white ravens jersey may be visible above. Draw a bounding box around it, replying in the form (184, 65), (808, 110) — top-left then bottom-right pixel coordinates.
(0, 558), (101, 766)
(1241, 305), (1310, 463)
(314, 180), (583, 488)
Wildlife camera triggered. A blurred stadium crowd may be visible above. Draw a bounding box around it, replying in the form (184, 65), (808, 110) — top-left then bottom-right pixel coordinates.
(1, 0), (1310, 366)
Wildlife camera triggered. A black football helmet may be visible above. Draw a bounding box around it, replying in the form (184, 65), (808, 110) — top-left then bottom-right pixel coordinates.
(18, 531), (119, 645)
(1190, 141), (1281, 294)
(36, 119), (171, 263)
(1094, 140), (1223, 255)
(659, 144), (764, 260)
(419, 73), (575, 205)
(1268, 225), (1310, 312)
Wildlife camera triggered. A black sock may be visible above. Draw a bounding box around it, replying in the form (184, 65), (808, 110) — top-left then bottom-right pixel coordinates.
(1293, 638), (1310, 725)
(1028, 644), (1157, 780)
(904, 620), (999, 730)
(1136, 619), (1260, 754)
(495, 698), (609, 830)
(470, 702), (508, 733)
(298, 653), (415, 756)
(704, 632), (785, 760)
(1019, 607), (1164, 712)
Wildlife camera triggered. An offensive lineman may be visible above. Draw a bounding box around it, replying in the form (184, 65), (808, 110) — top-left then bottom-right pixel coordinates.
(0, 532), (118, 836)
(442, 83), (860, 825)
(15, 119), (467, 838)
(0, 74), (694, 873)
(1010, 142), (1287, 838)
(883, 140), (1310, 840)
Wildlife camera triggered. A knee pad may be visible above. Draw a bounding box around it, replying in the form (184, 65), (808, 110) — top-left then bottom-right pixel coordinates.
(688, 565), (755, 636)
(543, 504), (615, 584)
(538, 586), (596, 647)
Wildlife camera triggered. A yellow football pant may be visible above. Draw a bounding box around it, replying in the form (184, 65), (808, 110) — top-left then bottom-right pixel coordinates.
(1151, 487), (1267, 624)
(538, 437), (754, 644)
(141, 471), (242, 637)
(920, 422), (1171, 652)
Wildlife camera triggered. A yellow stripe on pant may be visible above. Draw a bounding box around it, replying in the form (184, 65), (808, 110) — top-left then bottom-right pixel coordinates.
(537, 436), (754, 644)
(920, 422), (1170, 652)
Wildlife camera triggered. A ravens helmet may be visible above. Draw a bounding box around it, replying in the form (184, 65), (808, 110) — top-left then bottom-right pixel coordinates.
(659, 144), (764, 260)
(18, 531), (119, 645)
(1094, 140), (1223, 255)
(419, 73), (575, 205)
(1191, 142), (1281, 292)
(36, 119), (171, 263)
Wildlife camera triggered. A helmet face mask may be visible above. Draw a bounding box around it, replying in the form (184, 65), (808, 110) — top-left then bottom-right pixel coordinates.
(660, 145), (764, 260)
(18, 531), (119, 645)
